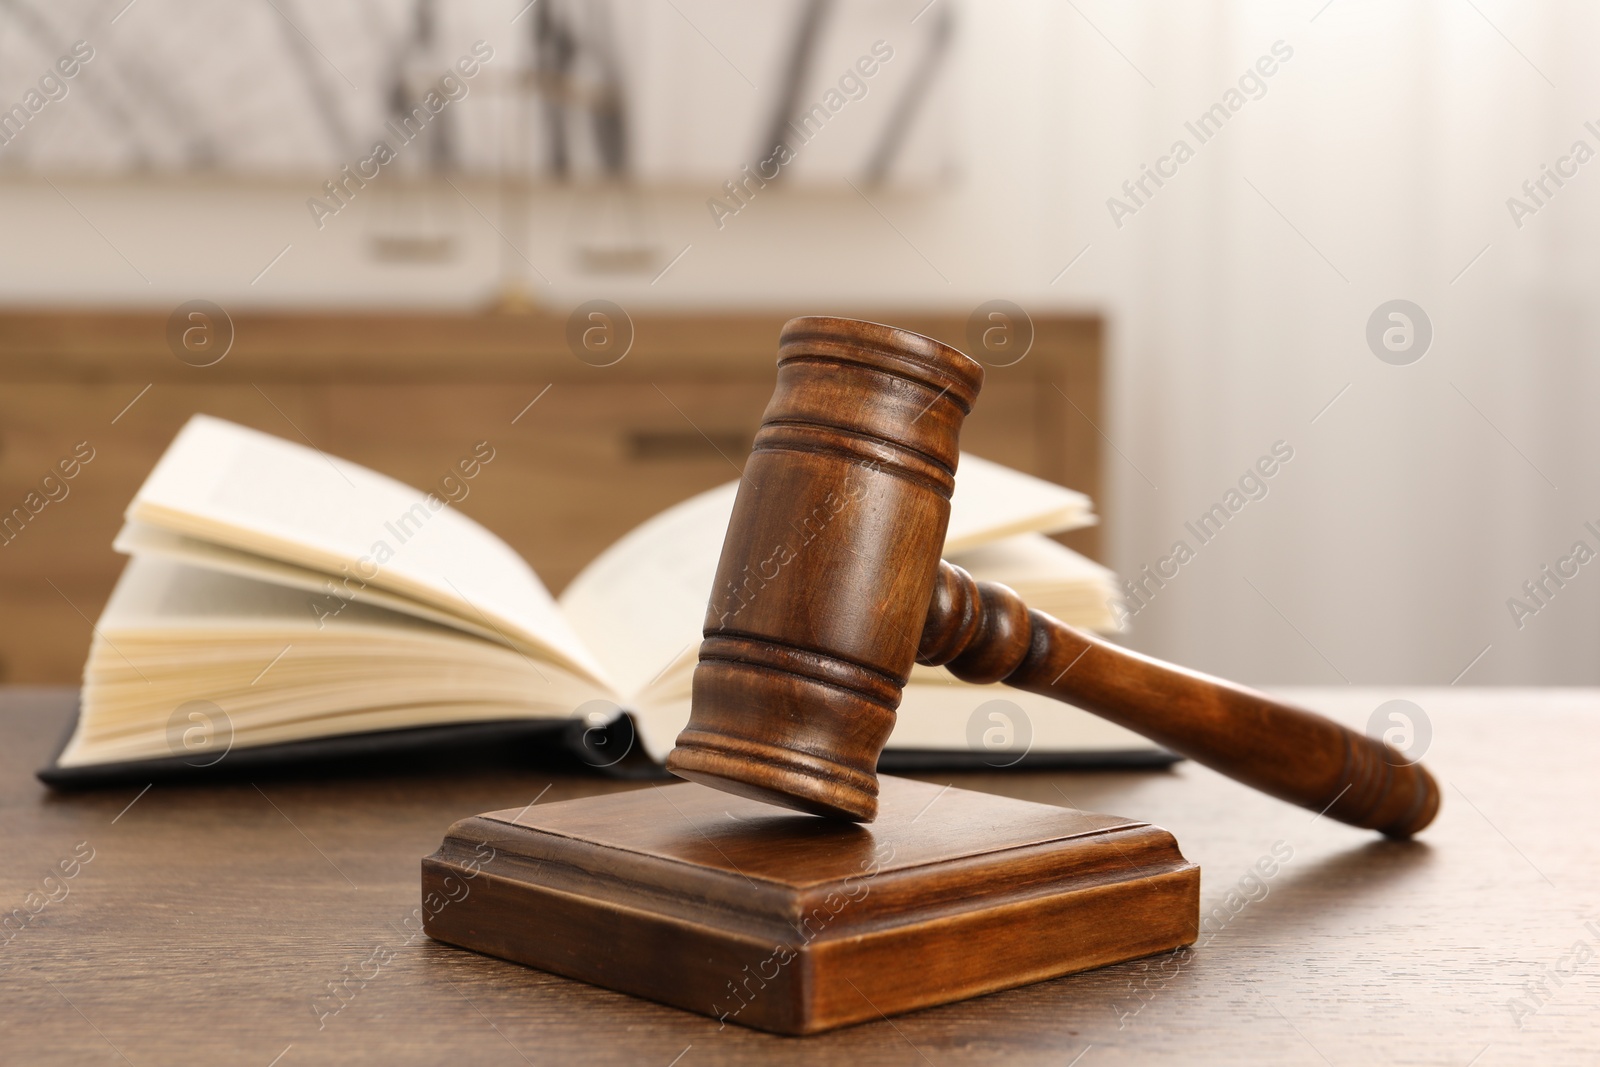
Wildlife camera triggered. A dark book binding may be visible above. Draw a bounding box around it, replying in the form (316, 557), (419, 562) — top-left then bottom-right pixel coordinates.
(36, 705), (666, 789)
(37, 700), (1178, 790)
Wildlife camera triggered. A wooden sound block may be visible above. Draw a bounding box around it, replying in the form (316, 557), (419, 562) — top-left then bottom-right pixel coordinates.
(421, 775), (1198, 1035)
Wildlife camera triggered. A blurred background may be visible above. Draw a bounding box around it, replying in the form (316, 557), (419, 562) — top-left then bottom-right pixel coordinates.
(0, 0), (1593, 691)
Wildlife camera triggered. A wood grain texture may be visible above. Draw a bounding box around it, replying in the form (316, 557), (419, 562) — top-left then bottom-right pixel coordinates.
(0, 309), (1100, 684)
(3, 686), (1599, 1064)
(422, 777), (1198, 1033)
(669, 317), (986, 821)
(919, 562), (1440, 836)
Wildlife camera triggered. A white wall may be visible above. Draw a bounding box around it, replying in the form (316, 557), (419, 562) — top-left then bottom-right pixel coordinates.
(2, 0), (1594, 686)
(1044, 0), (1600, 688)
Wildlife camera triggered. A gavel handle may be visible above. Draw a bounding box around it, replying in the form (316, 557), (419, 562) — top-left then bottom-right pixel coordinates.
(918, 562), (1440, 837)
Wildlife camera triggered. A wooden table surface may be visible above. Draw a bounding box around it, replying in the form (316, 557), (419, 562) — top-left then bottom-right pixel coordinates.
(4, 686), (1596, 1065)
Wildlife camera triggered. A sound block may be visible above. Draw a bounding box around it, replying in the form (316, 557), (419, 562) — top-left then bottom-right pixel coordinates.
(421, 776), (1198, 1035)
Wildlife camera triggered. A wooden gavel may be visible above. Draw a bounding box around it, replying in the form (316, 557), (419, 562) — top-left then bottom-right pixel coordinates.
(667, 317), (1439, 838)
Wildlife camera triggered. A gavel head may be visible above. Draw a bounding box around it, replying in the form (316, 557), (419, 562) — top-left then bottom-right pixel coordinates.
(666, 316), (984, 821)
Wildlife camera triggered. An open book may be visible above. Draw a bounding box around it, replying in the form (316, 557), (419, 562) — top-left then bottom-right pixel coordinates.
(40, 416), (1165, 786)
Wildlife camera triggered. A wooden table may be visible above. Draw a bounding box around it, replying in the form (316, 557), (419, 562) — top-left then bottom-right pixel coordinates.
(4, 687), (1596, 1065)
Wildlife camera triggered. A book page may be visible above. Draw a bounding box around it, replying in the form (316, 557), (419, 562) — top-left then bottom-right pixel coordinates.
(95, 550), (454, 633)
(559, 453), (1100, 702)
(63, 557), (606, 767)
(127, 415), (611, 690)
(942, 533), (1122, 633)
(559, 481), (736, 701)
(114, 520), (518, 648)
(944, 453), (1096, 552)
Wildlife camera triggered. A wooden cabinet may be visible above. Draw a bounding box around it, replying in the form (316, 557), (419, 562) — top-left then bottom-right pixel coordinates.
(0, 309), (1102, 683)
